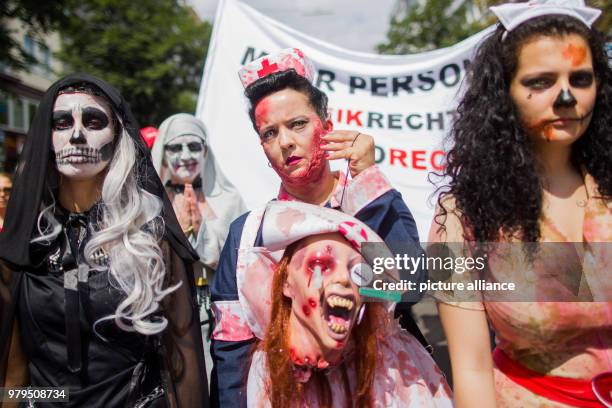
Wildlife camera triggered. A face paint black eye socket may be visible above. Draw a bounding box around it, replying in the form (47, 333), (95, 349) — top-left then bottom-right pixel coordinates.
(52, 111), (74, 130)
(522, 76), (554, 90)
(569, 71), (594, 88)
(82, 107), (110, 130)
(186, 142), (204, 152)
(164, 144), (183, 153)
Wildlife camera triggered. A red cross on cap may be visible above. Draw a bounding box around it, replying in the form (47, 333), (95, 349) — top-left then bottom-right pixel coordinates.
(338, 221), (368, 250)
(257, 59), (279, 78)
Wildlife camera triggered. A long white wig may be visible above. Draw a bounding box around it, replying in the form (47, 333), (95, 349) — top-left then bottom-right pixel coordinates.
(32, 124), (177, 336)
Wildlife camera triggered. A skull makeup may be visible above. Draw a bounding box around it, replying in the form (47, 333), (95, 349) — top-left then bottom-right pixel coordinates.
(163, 135), (206, 184)
(52, 92), (115, 180)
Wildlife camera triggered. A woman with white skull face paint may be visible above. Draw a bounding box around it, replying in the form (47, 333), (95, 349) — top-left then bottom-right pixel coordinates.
(0, 74), (209, 407)
(52, 91), (116, 181)
(152, 113), (246, 385)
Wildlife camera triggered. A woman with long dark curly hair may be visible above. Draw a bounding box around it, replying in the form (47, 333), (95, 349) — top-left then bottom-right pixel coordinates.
(429, 0), (612, 406)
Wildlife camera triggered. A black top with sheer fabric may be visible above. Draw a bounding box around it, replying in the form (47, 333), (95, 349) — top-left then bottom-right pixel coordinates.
(16, 205), (163, 407)
(19, 271), (159, 407)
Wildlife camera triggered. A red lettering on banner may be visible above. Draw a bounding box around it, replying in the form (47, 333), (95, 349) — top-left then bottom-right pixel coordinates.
(390, 149), (408, 167)
(382, 147), (447, 171)
(336, 109), (343, 123)
(431, 150), (446, 171)
(411, 150), (427, 170)
(346, 110), (363, 126)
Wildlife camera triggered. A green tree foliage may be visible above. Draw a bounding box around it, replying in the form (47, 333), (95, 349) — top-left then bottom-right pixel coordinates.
(378, 0), (492, 54)
(378, 0), (610, 55)
(590, 0), (611, 38)
(0, 0), (70, 70)
(57, 0), (212, 126)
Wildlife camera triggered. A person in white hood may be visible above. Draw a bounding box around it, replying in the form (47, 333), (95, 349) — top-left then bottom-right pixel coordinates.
(152, 113), (246, 270)
(152, 113), (247, 382)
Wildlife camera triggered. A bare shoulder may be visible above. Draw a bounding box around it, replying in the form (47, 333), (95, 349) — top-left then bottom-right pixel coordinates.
(429, 194), (467, 243)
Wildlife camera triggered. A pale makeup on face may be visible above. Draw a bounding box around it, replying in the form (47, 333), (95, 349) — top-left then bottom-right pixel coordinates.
(164, 135), (206, 184)
(510, 34), (596, 145)
(255, 88), (331, 187)
(283, 233), (364, 364)
(52, 92), (115, 180)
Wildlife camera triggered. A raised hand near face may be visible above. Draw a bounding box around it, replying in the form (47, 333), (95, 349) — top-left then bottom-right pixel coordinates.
(320, 131), (375, 178)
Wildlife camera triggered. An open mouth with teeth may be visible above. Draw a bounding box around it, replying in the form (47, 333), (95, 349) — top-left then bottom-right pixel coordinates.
(323, 294), (356, 339)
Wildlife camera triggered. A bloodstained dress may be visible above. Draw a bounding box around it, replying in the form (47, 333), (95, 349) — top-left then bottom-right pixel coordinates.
(432, 173), (612, 407)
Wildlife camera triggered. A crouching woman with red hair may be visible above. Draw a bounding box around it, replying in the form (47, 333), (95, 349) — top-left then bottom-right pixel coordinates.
(235, 201), (452, 407)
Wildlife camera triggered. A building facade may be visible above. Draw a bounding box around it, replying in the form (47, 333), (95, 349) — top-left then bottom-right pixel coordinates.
(0, 18), (62, 173)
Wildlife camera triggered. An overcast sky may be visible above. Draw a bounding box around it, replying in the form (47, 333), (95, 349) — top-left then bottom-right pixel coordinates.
(187, 0), (398, 53)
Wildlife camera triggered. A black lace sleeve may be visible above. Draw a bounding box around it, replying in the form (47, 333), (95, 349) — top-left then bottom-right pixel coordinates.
(160, 243), (209, 408)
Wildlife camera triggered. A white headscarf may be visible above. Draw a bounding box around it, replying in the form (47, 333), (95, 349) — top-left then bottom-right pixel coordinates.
(152, 113), (247, 268)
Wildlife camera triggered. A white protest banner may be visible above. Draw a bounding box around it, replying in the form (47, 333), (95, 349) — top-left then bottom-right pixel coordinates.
(196, 0), (493, 238)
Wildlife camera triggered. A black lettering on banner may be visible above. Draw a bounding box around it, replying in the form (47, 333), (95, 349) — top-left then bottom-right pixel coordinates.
(440, 63), (461, 87)
(406, 114), (423, 130)
(316, 70), (336, 92)
(427, 112), (444, 131)
(349, 76), (367, 94)
(241, 47), (267, 65)
(417, 72), (435, 91)
(374, 145), (385, 164)
(392, 76), (414, 95)
(371, 77), (388, 96)
(388, 114), (402, 130)
(447, 110), (459, 123)
(368, 112), (384, 128)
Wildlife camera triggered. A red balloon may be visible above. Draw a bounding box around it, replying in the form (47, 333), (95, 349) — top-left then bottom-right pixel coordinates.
(140, 126), (158, 149)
